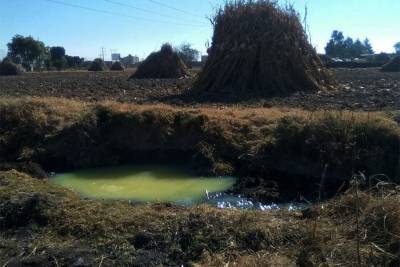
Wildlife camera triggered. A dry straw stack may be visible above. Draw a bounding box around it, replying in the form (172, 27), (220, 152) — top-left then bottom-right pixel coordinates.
(381, 56), (400, 72)
(192, 0), (332, 99)
(110, 61), (125, 71)
(0, 58), (24, 76)
(131, 44), (188, 79)
(88, 58), (106, 72)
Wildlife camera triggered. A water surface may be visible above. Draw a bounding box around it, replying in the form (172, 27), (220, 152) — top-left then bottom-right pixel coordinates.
(52, 165), (236, 205)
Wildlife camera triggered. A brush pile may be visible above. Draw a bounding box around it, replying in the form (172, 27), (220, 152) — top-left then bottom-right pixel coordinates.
(0, 58), (24, 76)
(131, 44), (188, 79)
(88, 58), (105, 71)
(381, 56), (400, 72)
(110, 61), (125, 71)
(192, 0), (332, 99)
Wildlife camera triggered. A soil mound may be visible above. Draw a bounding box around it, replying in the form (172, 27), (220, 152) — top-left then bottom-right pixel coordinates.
(131, 44), (188, 79)
(88, 58), (106, 71)
(192, 0), (332, 99)
(110, 61), (125, 71)
(381, 56), (400, 72)
(0, 58), (24, 76)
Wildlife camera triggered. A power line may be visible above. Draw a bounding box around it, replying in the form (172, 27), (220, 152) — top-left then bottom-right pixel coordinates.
(43, 0), (208, 27)
(143, 0), (205, 19)
(105, 0), (207, 24)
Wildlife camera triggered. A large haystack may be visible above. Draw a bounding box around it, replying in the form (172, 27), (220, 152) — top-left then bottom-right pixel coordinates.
(110, 61), (125, 71)
(381, 56), (400, 72)
(0, 58), (24, 76)
(131, 44), (188, 79)
(88, 58), (105, 71)
(192, 0), (332, 99)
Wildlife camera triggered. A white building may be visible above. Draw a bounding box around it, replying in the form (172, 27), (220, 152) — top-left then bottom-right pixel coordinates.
(121, 54), (140, 66)
(111, 53), (121, 61)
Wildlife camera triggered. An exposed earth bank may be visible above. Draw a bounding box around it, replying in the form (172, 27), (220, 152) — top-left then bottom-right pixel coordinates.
(1, 98), (399, 202)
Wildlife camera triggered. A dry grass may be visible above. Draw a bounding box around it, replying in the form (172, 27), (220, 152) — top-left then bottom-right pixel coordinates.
(1, 95), (392, 123)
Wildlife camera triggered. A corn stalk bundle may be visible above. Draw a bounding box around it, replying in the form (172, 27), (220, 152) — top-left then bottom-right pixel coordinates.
(88, 58), (106, 72)
(132, 44), (188, 79)
(0, 58), (24, 76)
(381, 56), (400, 72)
(192, 0), (333, 99)
(110, 61), (125, 71)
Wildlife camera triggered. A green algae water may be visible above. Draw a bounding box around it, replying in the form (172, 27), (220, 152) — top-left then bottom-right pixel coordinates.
(52, 165), (236, 204)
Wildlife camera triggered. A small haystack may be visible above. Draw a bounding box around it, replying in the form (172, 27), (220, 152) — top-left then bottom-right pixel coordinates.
(88, 58), (105, 71)
(131, 44), (188, 79)
(110, 61), (125, 71)
(192, 0), (332, 99)
(381, 56), (400, 72)
(0, 58), (24, 76)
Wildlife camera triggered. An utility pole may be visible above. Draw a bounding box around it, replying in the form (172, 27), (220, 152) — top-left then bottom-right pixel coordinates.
(100, 47), (106, 61)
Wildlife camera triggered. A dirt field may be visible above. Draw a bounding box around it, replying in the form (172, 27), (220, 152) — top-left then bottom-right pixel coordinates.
(0, 68), (399, 110)
(0, 70), (192, 103)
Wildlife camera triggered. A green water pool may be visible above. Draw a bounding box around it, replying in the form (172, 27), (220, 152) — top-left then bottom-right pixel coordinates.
(51, 165), (236, 204)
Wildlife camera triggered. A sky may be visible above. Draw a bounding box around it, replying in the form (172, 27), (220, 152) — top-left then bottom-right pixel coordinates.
(0, 0), (399, 60)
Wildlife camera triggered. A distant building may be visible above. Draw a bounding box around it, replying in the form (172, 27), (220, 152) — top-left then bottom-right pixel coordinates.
(121, 54), (140, 66)
(111, 53), (121, 61)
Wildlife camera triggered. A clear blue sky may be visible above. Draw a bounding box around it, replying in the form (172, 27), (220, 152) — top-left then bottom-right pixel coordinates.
(0, 0), (399, 60)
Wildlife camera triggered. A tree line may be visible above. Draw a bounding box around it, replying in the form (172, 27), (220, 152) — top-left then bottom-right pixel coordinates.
(325, 30), (373, 58)
(7, 35), (84, 71)
(325, 30), (400, 59)
(4, 35), (201, 71)
(4, 32), (399, 70)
